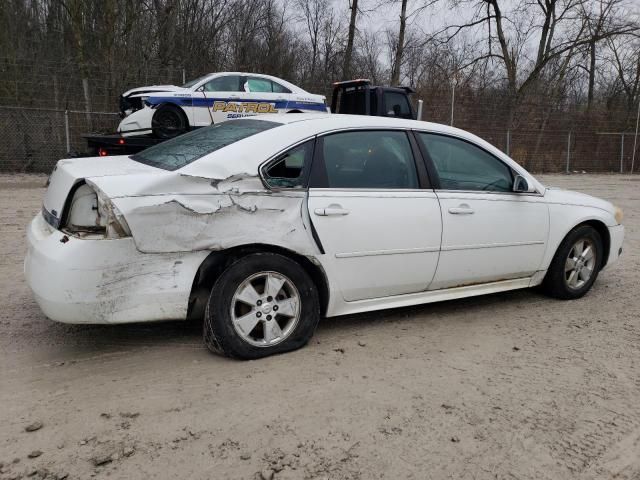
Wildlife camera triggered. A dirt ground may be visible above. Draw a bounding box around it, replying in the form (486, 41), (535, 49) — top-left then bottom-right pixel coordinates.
(1, 173), (639, 480)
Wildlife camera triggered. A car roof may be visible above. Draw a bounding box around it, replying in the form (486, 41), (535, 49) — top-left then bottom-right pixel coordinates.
(242, 113), (464, 135)
(178, 114), (542, 192)
(202, 72), (307, 94)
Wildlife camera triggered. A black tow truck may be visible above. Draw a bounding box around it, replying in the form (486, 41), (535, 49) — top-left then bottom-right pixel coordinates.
(82, 79), (419, 156)
(330, 79), (419, 119)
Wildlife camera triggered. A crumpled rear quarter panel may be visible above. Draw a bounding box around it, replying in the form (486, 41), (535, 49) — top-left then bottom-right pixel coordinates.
(103, 176), (319, 255)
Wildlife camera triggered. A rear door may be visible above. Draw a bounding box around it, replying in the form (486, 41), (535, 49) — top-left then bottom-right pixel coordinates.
(307, 129), (442, 302)
(243, 76), (288, 114)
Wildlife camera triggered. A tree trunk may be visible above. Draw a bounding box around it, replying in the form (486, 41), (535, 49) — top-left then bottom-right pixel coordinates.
(63, 0), (92, 128)
(82, 77), (92, 126)
(391, 0), (408, 85)
(587, 40), (596, 110)
(343, 0), (358, 80)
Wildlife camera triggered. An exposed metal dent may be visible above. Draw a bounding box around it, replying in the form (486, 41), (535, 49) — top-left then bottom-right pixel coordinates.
(163, 198), (230, 215)
(111, 191), (317, 255)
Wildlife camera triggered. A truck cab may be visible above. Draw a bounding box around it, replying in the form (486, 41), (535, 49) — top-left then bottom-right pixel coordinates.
(330, 79), (416, 119)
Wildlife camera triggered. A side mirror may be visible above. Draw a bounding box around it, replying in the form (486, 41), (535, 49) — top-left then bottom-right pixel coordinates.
(513, 174), (536, 193)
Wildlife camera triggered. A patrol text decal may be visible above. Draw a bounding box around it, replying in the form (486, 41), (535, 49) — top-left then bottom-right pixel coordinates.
(213, 101), (278, 114)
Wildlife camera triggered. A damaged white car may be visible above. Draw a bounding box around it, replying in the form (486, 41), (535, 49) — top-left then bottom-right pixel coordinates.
(25, 114), (624, 359)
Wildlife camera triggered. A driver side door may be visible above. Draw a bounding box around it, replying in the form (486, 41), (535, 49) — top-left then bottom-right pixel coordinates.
(194, 75), (243, 126)
(416, 132), (549, 290)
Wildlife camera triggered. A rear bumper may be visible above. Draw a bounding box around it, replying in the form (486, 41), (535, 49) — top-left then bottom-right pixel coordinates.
(603, 224), (624, 270)
(24, 213), (207, 324)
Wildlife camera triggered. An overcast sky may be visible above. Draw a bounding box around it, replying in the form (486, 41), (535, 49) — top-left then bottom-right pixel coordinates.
(314, 0), (640, 74)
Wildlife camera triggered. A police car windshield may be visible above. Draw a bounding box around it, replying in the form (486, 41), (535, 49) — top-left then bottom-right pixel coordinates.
(131, 120), (281, 171)
(181, 75), (209, 88)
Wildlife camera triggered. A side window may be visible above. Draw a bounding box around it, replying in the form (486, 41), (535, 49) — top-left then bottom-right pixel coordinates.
(263, 140), (314, 188)
(418, 133), (513, 192)
(247, 77), (274, 93)
(271, 81), (291, 94)
(203, 75), (241, 92)
(318, 131), (419, 189)
(383, 92), (412, 119)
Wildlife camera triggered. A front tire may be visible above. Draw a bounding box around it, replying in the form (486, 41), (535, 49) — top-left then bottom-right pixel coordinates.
(543, 225), (603, 300)
(152, 105), (187, 139)
(203, 253), (320, 359)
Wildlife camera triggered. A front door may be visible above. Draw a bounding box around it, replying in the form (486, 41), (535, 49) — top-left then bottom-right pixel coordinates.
(307, 129), (442, 302)
(194, 74), (243, 126)
(415, 132), (549, 290)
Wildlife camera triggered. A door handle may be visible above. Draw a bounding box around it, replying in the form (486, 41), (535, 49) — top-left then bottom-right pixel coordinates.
(448, 204), (474, 215)
(314, 205), (350, 216)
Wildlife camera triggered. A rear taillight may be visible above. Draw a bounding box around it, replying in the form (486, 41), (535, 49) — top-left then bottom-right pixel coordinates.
(63, 182), (130, 239)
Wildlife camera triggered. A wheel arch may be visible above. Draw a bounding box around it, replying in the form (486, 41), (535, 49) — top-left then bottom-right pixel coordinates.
(546, 218), (611, 272)
(581, 219), (611, 268)
(187, 244), (329, 321)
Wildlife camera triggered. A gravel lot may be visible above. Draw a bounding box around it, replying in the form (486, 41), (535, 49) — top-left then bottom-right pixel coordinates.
(1, 173), (638, 480)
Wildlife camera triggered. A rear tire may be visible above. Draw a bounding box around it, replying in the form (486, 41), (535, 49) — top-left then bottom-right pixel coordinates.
(203, 253), (320, 360)
(543, 225), (603, 300)
(152, 105), (187, 139)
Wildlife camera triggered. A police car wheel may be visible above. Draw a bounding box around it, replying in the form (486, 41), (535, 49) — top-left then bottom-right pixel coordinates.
(152, 105), (187, 139)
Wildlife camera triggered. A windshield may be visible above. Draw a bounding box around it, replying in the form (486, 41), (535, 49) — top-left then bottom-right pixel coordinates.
(181, 74), (210, 88)
(131, 120), (281, 171)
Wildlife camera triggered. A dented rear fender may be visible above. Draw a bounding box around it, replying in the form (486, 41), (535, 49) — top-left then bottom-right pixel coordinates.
(110, 192), (318, 255)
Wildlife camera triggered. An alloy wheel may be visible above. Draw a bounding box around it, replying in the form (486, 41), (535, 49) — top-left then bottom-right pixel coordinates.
(564, 238), (596, 290)
(230, 271), (301, 347)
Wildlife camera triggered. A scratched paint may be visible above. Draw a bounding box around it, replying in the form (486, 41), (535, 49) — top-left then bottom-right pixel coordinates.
(86, 174), (318, 255)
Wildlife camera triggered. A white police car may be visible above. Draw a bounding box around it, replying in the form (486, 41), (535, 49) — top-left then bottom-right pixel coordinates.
(117, 72), (328, 138)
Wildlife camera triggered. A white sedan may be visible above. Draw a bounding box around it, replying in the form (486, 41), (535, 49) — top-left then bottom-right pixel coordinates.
(117, 72), (327, 138)
(25, 115), (624, 359)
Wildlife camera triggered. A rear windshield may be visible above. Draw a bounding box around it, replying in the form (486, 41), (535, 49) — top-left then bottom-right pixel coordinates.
(131, 119), (281, 171)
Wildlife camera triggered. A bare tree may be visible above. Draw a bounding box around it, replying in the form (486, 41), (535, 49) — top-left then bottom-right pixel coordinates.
(58, 0), (93, 125)
(390, 0), (408, 85)
(606, 35), (640, 113)
(436, 0), (638, 131)
(389, 0), (437, 85)
(566, 0), (637, 109)
(343, 0), (359, 79)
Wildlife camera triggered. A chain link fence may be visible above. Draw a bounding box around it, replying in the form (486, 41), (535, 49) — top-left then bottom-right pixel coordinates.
(1, 90), (639, 174)
(0, 106), (119, 172)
